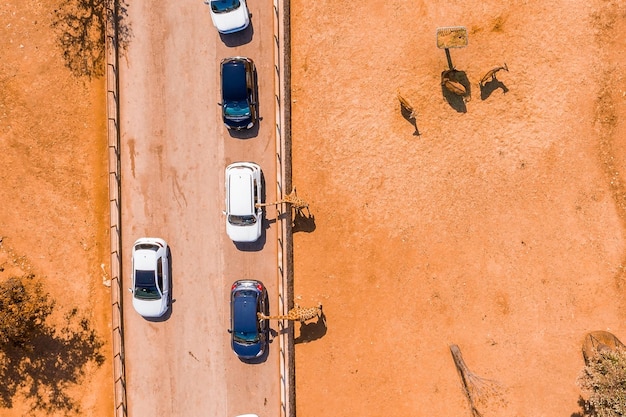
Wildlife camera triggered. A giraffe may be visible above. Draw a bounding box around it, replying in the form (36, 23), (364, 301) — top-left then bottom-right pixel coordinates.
(441, 69), (467, 96)
(257, 303), (322, 323)
(281, 189), (309, 211)
(256, 188), (309, 212)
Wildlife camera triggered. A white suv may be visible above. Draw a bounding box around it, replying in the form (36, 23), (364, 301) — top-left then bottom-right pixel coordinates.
(225, 162), (263, 242)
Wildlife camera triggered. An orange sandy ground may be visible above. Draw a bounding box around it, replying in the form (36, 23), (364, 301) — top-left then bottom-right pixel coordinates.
(0, 1), (112, 416)
(290, 1), (626, 416)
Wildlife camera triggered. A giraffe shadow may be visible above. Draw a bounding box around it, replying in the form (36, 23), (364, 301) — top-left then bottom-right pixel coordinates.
(479, 78), (509, 100)
(294, 311), (327, 344)
(400, 104), (421, 136)
(292, 207), (316, 233)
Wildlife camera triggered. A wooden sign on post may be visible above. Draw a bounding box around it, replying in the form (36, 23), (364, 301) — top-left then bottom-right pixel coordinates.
(436, 26), (468, 70)
(436, 26), (468, 49)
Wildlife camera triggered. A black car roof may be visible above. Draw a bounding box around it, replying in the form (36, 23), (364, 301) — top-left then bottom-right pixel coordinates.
(222, 60), (248, 101)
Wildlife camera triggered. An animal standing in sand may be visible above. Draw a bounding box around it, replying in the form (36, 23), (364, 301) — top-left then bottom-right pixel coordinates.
(479, 63), (509, 87)
(397, 90), (417, 121)
(442, 71), (466, 95)
(258, 303), (322, 323)
(441, 69), (470, 102)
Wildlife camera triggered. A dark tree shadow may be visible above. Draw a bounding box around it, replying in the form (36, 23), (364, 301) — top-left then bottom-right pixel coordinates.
(570, 396), (588, 417)
(292, 207), (316, 233)
(294, 311), (327, 344)
(114, 0), (132, 50)
(0, 277), (105, 415)
(479, 78), (509, 100)
(441, 69), (471, 113)
(399, 104), (421, 136)
(52, 0), (131, 78)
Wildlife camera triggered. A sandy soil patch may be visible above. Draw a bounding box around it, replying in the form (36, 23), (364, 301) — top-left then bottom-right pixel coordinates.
(0, 0), (112, 415)
(290, 0), (626, 416)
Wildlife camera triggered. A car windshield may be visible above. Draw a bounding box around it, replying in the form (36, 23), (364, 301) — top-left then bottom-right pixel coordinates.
(134, 270), (162, 300)
(211, 0), (240, 13)
(135, 243), (159, 251)
(229, 214), (256, 226)
(224, 101), (251, 118)
(233, 330), (259, 343)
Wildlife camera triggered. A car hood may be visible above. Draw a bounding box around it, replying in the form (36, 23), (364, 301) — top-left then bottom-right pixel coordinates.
(227, 220), (261, 242)
(211, 4), (249, 34)
(133, 297), (167, 318)
(233, 340), (264, 359)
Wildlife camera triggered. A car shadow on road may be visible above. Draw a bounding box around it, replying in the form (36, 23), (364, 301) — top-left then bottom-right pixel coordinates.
(219, 20), (254, 47)
(294, 312), (327, 344)
(233, 231), (266, 251)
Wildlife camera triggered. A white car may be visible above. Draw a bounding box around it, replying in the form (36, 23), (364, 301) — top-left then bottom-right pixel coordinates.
(225, 162), (263, 242)
(130, 237), (170, 318)
(205, 0), (250, 34)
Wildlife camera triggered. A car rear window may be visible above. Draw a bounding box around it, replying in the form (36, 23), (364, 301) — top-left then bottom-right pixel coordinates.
(135, 243), (158, 251)
(134, 270), (161, 300)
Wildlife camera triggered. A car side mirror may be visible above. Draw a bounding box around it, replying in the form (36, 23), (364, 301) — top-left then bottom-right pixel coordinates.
(217, 102), (222, 106)
(227, 329), (232, 334)
(127, 288), (133, 293)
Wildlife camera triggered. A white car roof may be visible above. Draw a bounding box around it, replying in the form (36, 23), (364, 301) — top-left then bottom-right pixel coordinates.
(133, 247), (158, 271)
(227, 165), (255, 216)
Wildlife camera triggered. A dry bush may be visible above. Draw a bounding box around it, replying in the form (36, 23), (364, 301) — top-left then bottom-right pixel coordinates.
(578, 349), (626, 417)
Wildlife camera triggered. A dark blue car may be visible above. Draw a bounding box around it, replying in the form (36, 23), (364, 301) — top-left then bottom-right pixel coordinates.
(229, 280), (267, 359)
(220, 57), (257, 130)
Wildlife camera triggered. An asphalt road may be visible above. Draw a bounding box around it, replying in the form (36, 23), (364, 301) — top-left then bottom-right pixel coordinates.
(117, 0), (280, 416)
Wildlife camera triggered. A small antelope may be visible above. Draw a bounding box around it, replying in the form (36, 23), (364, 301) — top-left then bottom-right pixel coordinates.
(441, 70), (467, 96)
(479, 63), (508, 87)
(396, 90), (417, 120)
